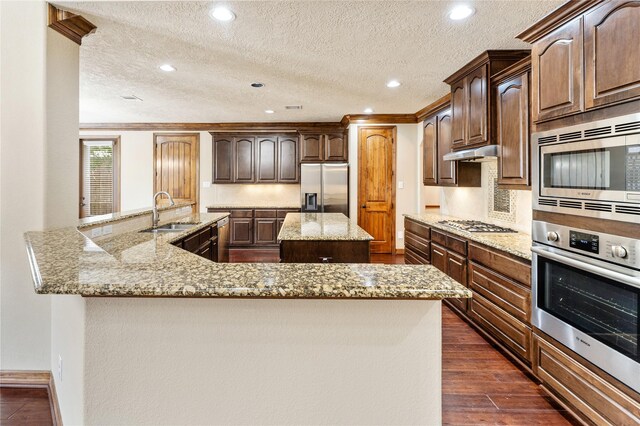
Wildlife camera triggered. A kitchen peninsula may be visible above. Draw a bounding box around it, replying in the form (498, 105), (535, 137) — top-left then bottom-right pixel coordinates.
(24, 204), (470, 425)
(278, 212), (373, 263)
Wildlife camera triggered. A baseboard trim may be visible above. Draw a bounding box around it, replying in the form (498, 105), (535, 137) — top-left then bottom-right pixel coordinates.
(0, 370), (63, 425)
(395, 248), (405, 255)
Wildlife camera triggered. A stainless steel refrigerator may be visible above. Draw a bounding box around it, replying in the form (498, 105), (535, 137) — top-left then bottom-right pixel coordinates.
(300, 163), (349, 217)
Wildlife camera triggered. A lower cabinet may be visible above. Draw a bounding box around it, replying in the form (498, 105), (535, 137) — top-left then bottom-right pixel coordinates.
(208, 208), (300, 247)
(171, 224), (219, 262)
(230, 218), (253, 245)
(533, 332), (640, 426)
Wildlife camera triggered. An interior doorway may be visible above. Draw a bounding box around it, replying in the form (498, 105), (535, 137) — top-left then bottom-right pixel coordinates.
(357, 126), (396, 254)
(79, 136), (121, 218)
(153, 133), (200, 210)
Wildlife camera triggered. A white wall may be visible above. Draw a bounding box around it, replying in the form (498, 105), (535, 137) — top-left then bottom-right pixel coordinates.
(78, 130), (301, 211)
(348, 123), (421, 250)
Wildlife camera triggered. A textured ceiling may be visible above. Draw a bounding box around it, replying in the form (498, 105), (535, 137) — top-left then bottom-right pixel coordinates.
(59, 1), (564, 123)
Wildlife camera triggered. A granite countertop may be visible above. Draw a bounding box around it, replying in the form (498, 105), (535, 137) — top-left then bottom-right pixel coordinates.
(24, 213), (469, 300)
(208, 204), (300, 210)
(403, 212), (532, 261)
(278, 213), (374, 242)
(78, 202), (194, 229)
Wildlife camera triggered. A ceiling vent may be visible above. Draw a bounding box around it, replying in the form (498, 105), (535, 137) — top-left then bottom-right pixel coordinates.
(121, 95), (143, 101)
(285, 105), (302, 110)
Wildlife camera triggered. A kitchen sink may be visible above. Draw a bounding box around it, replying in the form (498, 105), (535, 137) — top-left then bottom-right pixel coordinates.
(140, 222), (200, 233)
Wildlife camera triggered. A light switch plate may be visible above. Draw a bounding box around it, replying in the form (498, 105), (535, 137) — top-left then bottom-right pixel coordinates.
(398, 181), (404, 189)
(202, 181), (211, 188)
(397, 231), (404, 239)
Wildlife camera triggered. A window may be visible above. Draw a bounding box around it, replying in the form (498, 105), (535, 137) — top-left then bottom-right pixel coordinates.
(80, 137), (121, 218)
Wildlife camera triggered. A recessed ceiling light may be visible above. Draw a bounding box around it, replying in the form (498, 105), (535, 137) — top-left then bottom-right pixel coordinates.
(251, 82), (264, 88)
(159, 64), (176, 72)
(364, 108), (374, 113)
(210, 6), (235, 22)
(265, 109), (275, 114)
(386, 80), (401, 88)
(448, 5), (475, 21)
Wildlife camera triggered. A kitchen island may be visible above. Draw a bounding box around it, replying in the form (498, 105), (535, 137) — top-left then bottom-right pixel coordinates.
(278, 212), (373, 263)
(24, 205), (470, 425)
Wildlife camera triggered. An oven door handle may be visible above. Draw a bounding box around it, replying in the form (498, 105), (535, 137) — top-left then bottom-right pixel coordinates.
(532, 246), (640, 289)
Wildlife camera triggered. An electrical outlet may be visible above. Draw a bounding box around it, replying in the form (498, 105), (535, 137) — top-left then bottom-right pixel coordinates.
(102, 225), (113, 235)
(398, 181), (404, 189)
(91, 227), (102, 237)
(397, 231), (404, 239)
(202, 181), (211, 188)
(58, 354), (63, 382)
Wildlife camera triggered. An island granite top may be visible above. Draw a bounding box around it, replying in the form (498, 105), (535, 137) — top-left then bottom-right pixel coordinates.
(24, 212), (469, 300)
(403, 212), (532, 261)
(278, 213), (374, 242)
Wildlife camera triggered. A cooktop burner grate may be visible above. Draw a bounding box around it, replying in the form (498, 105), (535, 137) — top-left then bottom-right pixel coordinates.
(437, 220), (517, 233)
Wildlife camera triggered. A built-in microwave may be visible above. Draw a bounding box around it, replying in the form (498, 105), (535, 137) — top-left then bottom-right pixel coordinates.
(532, 113), (640, 221)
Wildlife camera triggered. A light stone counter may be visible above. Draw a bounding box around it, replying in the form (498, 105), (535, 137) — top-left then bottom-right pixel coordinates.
(277, 212), (374, 242)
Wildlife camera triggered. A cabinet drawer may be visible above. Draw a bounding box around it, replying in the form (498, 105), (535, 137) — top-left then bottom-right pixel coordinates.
(183, 232), (200, 253)
(198, 226), (213, 246)
(404, 247), (429, 265)
(470, 262), (530, 323)
(470, 293), (531, 363)
(533, 333), (640, 426)
(405, 219), (431, 240)
(469, 243), (530, 286)
(405, 232), (430, 260)
(230, 209), (253, 218)
(432, 229), (467, 256)
(445, 298), (468, 315)
(255, 209), (277, 218)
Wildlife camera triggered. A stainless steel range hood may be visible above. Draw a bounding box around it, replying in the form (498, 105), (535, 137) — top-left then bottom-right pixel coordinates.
(442, 144), (499, 162)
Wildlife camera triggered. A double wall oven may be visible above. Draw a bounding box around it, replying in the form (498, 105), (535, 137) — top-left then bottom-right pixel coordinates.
(531, 114), (640, 393)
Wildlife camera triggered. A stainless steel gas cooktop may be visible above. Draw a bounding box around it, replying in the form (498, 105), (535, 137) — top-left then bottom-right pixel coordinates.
(438, 220), (517, 233)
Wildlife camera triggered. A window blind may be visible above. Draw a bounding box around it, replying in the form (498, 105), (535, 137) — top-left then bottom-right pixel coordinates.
(82, 140), (114, 217)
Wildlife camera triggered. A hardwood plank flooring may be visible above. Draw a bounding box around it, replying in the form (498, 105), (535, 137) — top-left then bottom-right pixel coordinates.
(0, 387), (53, 425)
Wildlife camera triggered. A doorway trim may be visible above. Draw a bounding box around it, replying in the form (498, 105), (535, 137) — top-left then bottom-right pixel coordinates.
(153, 133), (200, 211)
(357, 125), (397, 255)
(79, 135), (121, 219)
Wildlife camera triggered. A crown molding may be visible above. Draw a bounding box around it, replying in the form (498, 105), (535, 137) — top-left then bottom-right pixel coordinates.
(415, 94), (451, 122)
(48, 3), (96, 45)
(80, 122), (344, 132)
(340, 114), (418, 126)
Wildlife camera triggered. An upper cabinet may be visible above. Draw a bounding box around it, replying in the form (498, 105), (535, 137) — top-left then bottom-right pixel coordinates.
(212, 134), (299, 184)
(422, 116), (438, 185)
(300, 131), (348, 162)
(584, 1), (640, 109)
(519, 0), (640, 123)
(444, 50), (530, 151)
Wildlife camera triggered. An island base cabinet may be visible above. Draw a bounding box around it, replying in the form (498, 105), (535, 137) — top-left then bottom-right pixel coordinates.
(280, 240), (370, 263)
(532, 332), (640, 426)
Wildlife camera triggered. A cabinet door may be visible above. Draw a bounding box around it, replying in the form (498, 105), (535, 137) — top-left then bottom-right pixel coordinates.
(254, 218), (277, 245)
(213, 136), (233, 183)
(430, 243), (447, 273)
(278, 136), (299, 182)
(422, 115), (438, 185)
(234, 137), (255, 182)
(584, 1), (640, 109)
(451, 80), (466, 149)
(255, 137), (278, 183)
(277, 218), (285, 236)
(437, 111), (457, 186)
(466, 65), (488, 146)
(531, 17), (583, 122)
(497, 73), (530, 187)
(447, 251), (467, 285)
(325, 133), (348, 161)
(230, 218), (253, 245)
(300, 134), (323, 162)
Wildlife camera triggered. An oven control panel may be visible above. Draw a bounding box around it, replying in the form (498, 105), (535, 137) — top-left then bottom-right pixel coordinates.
(533, 220), (639, 269)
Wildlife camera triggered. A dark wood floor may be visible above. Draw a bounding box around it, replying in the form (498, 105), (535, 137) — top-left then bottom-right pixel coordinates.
(0, 387), (53, 425)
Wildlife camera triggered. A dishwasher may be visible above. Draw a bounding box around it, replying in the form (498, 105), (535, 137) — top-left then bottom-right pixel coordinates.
(217, 217), (230, 262)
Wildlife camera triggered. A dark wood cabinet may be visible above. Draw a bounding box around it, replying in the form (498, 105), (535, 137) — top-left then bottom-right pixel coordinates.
(445, 50), (529, 150)
(530, 18), (583, 123)
(404, 218), (431, 264)
(171, 223), (220, 262)
(208, 208), (300, 247)
(230, 218), (253, 245)
(493, 58), (531, 188)
(436, 111), (457, 186)
(300, 131), (348, 162)
(255, 137), (277, 183)
(212, 134), (299, 184)
(254, 209), (278, 244)
(422, 116), (438, 185)
(584, 0), (640, 109)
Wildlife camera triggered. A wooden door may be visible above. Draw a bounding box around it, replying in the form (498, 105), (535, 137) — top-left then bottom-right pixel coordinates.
(213, 136), (233, 183)
(300, 134), (323, 162)
(234, 137), (255, 182)
(278, 136), (299, 182)
(325, 133), (348, 161)
(584, 0), (640, 109)
(358, 126), (396, 254)
(497, 73), (530, 187)
(531, 17), (583, 122)
(437, 111), (457, 186)
(154, 133), (199, 208)
(422, 115), (438, 185)
(466, 65), (488, 146)
(451, 79), (467, 149)
(255, 137), (277, 183)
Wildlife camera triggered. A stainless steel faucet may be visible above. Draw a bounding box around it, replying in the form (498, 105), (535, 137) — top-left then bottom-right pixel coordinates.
(152, 191), (175, 228)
